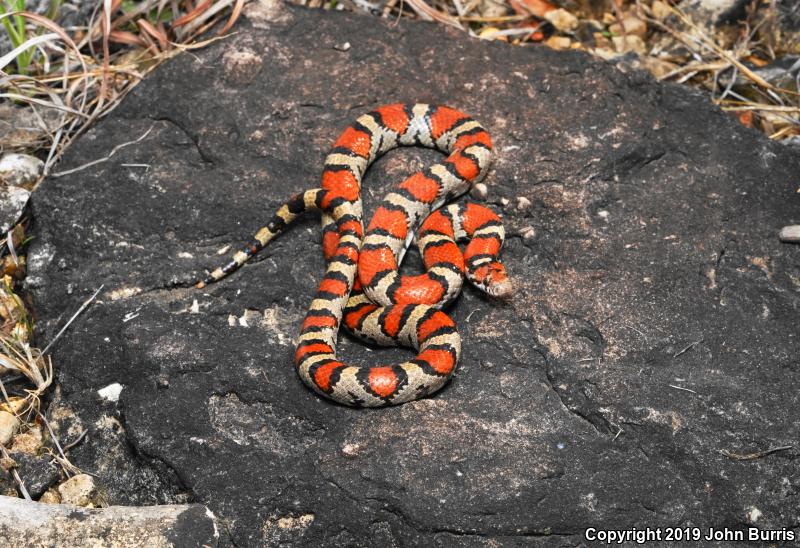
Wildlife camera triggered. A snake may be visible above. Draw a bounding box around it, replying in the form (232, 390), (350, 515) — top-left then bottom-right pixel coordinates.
(197, 104), (511, 407)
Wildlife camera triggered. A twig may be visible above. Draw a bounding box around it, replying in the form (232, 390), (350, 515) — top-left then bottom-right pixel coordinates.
(42, 285), (104, 356)
(673, 338), (703, 358)
(62, 429), (88, 452)
(0, 444), (32, 500)
(6, 231), (18, 267)
(721, 104), (800, 113)
(621, 323), (648, 342)
(36, 409), (68, 466)
(721, 445), (793, 461)
(50, 125), (155, 178)
(668, 384), (698, 394)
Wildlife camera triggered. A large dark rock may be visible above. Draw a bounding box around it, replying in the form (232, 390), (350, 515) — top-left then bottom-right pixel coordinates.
(27, 0), (800, 545)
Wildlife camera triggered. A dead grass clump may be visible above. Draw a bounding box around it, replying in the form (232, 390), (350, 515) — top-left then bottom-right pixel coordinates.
(0, 0), (245, 183)
(291, 0), (799, 142)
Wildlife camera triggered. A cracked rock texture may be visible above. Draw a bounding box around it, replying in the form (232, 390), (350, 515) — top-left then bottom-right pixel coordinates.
(27, 1), (799, 546)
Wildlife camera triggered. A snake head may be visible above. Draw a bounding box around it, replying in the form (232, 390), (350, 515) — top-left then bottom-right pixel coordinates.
(471, 262), (512, 300)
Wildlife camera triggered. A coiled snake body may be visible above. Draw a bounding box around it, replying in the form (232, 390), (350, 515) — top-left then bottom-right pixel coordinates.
(198, 104), (511, 407)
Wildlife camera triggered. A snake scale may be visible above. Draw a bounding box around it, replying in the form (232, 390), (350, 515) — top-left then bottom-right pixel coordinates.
(198, 104), (512, 407)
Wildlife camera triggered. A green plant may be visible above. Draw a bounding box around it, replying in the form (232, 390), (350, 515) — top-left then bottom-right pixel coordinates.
(1, 0), (61, 75)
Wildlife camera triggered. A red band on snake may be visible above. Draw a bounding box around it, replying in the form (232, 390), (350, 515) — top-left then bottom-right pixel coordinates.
(198, 104), (511, 407)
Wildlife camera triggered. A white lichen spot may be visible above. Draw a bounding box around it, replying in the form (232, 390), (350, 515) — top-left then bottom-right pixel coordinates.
(205, 507), (219, 539)
(580, 492), (597, 512)
(342, 443), (361, 457)
(569, 133), (590, 150)
(746, 506), (762, 523)
(97, 383), (123, 402)
(705, 267), (717, 290)
(178, 251), (194, 259)
(261, 307), (298, 346)
(543, 338), (561, 357)
(190, 299), (200, 314)
(277, 514), (315, 530)
(597, 210), (609, 219)
(519, 226), (536, 240)
(108, 287), (143, 301)
(228, 315), (237, 327)
(27, 243), (55, 272)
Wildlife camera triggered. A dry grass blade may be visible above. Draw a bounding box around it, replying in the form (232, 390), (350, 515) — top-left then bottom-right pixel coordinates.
(0, 31), (61, 71)
(666, 6), (779, 94)
(108, 29), (148, 47)
(218, 0), (246, 36)
(721, 445), (794, 461)
(137, 19), (169, 51)
(0, 343), (50, 393)
(41, 285), (104, 355)
(404, 0), (463, 27)
(0, 444), (32, 500)
(0, 94), (86, 117)
(51, 126), (155, 178)
(721, 104), (800, 113)
(172, 0), (214, 29)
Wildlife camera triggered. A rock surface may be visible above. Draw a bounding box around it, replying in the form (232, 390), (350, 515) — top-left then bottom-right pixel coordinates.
(27, 1), (800, 546)
(0, 495), (218, 547)
(10, 453), (60, 499)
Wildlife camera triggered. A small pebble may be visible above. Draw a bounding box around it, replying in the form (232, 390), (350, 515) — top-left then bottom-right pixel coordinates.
(470, 183), (488, 201)
(519, 226), (536, 240)
(0, 153), (43, 187)
(9, 426), (42, 455)
(0, 411), (20, 446)
(779, 225), (800, 243)
(612, 35), (647, 55)
(499, 197), (510, 208)
(651, 0), (671, 20)
(544, 8), (578, 32)
(58, 473), (102, 507)
(11, 452), (60, 498)
(515, 196), (531, 211)
(38, 487), (61, 504)
(97, 383), (123, 403)
(544, 36), (572, 50)
(609, 16), (647, 39)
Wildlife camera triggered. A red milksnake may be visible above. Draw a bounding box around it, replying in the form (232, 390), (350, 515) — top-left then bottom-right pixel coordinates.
(198, 104), (511, 407)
